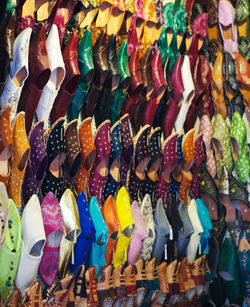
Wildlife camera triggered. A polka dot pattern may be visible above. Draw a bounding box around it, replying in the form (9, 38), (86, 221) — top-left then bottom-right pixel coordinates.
(149, 128), (162, 164)
(182, 128), (195, 169)
(179, 170), (192, 206)
(0, 183), (9, 251)
(109, 121), (122, 167)
(0, 105), (13, 155)
(7, 112), (30, 208)
(133, 125), (151, 170)
(199, 166), (219, 206)
(156, 175), (171, 204)
(199, 115), (217, 178)
(162, 134), (178, 170)
(194, 133), (205, 170)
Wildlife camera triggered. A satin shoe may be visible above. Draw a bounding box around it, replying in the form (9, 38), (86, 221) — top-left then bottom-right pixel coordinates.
(59, 189), (81, 278)
(15, 195), (46, 295)
(113, 187), (135, 268)
(88, 197), (109, 273)
(71, 192), (95, 271)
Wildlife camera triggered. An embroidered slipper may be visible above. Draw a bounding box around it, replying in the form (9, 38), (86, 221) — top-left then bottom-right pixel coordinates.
(63, 120), (82, 191)
(114, 187), (135, 268)
(128, 125), (151, 202)
(7, 112), (30, 207)
(0, 199), (21, 301)
(71, 192), (95, 271)
(76, 117), (96, 195)
(15, 195), (46, 296)
(127, 200), (148, 265)
(22, 121), (48, 206)
(5, 288), (22, 307)
(39, 192), (63, 287)
(156, 134), (178, 203)
(140, 194), (155, 265)
(101, 195), (120, 265)
(142, 127), (162, 207)
(88, 120), (111, 206)
(103, 121), (122, 200)
(41, 118), (66, 201)
(0, 105), (13, 188)
(22, 281), (43, 307)
(120, 114), (134, 189)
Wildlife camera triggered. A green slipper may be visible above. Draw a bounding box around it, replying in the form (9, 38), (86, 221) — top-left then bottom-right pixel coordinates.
(0, 199), (21, 301)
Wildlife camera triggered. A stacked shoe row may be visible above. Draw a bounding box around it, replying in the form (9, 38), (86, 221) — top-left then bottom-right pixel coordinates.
(0, 0), (249, 306)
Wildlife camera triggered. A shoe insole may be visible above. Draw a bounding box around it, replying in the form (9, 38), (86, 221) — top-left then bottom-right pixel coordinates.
(230, 137), (240, 160)
(107, 9), (125, 36)
(162, 162), (178, 181)
(48, 67), (65, 91)
(12, 66), (28, 87)
(198, 36), (204, 51)
(47, 229), (62, 247)
(110, 157), (120, 182)
(22, 0), (44, 17)
(135, 156), (151, 180)
(185, 33), (192, 52)
(84, 150), (96, 171)
(79, 8), (98, 29)
(176, 31), (184, 50)
(220, 24), (233, 40)
(238, 19), (247, 37)
(49, 153), (66, 177)
(36, 156), (48, 181)
(95, 2), (112, 28)
(148, 157), (162, 182)
(212, 138), (223, 160)
(136, 18), (145, 41)
(208, 25), (218, 41)
(96, 155), (109, 177)
(66, 229), (80, 242)
(142, 21), (156, 45)
(0, 145), (12, 176)
(18, 148), (30, 172)
(30, 239), (46, 257)
(36, 0), (57, 21)
(166, 28), (174, 47)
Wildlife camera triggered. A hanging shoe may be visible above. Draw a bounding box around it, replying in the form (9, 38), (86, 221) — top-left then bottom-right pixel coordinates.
(50, 32), (80, 123)
(15, 195), (46, 296)
(103, 121), (122, 200)
(125, 264), (137, 306)
(71, 192), (95, 271)
(18, 23), (51, 133)
(0, 105), (13, 188)
(73, 265), (87, 307)
(0, 27), (31, 120)
(58, 189), (81, 278)
(88, 120), (111, 206)
(0, 183), (9, 252)
(119, 114), (134, 189)
(7, 112), (30, 208)
(63, 120), (82, 191)
(68, 29), (94, 121)
(140, 194), (155, 265)
(113, 187), (135, 268)
(39, 192), (63, 287)
(41, 118), (66, 201)
(0, 12), (15, 95)
(218, 0), (239, 58)
(5, 289), (22, 307)
(0, 199), (21, 301)
(238, 238), (250, 304)
(88, 197), (109, 272)
(127, 200), (148, 265)
(85, 266), (99, 307)
(75, 117), (96, 196)
(22, 121), (48, 206)
(128, 125), (151, 202)
(134, 259), (147, 306)
(97, 265), (114, 307)
(101, 195), (121, 266)
(22, 281), (43, 307)
(36, 24), (65, 126)
(152, 198), (172, 264)
(113, 264), (127, 305)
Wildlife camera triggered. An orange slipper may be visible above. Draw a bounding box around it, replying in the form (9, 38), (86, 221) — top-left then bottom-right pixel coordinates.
(7, 112), (30, 207)
(75, 117), (96, 195)
(179, 169), (193, 206)
(182, 129), (195, 171)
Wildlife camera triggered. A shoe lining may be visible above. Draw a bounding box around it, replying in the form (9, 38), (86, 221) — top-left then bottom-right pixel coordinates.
(47, 230), (62, 247)
(30, 239), (46, 257)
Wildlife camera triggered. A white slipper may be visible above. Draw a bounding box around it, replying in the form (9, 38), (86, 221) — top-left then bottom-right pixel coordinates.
(175, 55), (195, 133)
(15, 194), (46, 295)
(187, 199), (204, 263)
(36, 24), (65, 126)
(0, 28), (32, 120)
